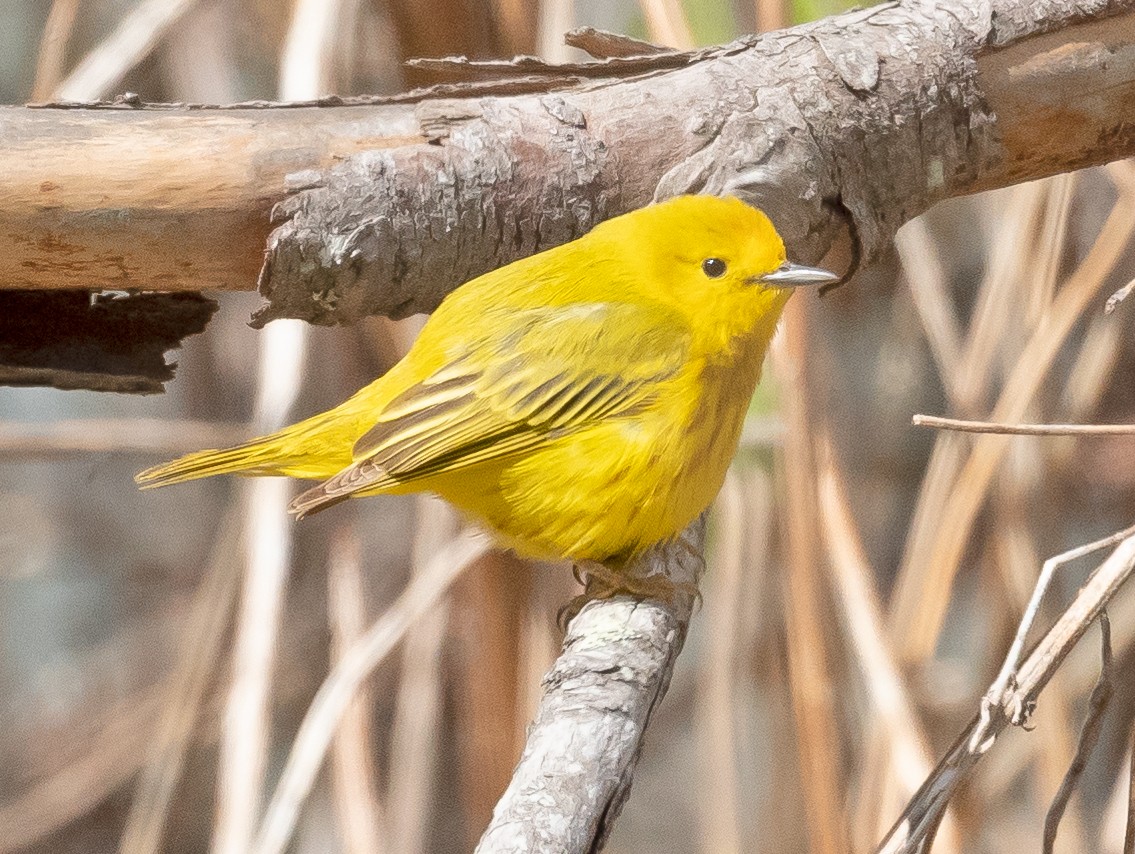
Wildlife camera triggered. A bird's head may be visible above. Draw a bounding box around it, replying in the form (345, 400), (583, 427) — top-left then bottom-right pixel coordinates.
(596, 194), (838, 327)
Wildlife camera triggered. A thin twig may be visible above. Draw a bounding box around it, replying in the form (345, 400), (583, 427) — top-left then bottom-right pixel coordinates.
(973, 523), (1135, 755)
(1043, 612), (1113, 854)
(878, 533), (1135, 854)
(914, 414), (1135, 436)
(253, 530), (492, 854)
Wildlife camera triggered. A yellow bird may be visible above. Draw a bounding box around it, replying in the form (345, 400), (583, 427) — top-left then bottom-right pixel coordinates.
(137, 195), (835, 590)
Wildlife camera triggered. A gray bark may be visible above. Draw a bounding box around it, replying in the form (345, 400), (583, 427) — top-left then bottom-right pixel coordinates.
(475, 518), (705, 854)
(253, 0), (1135, 326)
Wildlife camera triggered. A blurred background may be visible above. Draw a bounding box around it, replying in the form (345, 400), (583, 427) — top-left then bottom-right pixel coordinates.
(2, 1), (1135, 852)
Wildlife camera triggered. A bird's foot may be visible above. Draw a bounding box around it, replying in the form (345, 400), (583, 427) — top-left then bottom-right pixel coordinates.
(558, 560), (701, 629)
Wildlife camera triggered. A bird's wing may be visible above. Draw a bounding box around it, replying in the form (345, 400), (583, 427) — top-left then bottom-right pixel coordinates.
(289, 302), (689, 517)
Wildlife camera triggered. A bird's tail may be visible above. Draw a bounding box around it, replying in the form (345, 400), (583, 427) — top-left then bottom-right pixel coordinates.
(136, 387), (374, 490)
(134, 434), (294, 488)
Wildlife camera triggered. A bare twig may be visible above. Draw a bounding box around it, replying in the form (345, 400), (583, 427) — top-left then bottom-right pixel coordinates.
(913, 415), (1135, 436)
(878, 533), (1135, 854)
(973, 523), (1135, 755)
(1043, 612), (1113, 854)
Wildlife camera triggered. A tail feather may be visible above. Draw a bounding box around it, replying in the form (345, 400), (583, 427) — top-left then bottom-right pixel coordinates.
(135, 438), (284, 488)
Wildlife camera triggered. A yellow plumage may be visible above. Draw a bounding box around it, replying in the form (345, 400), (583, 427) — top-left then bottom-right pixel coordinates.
(137, 195), (833, 569)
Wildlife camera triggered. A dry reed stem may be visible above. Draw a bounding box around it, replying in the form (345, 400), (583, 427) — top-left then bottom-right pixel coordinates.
(638, 0), (696, 48)
(213, 319), (307, 853)
(697, 472), (746, 854)
(387, 495), (459, 854)
(119, 510), (243, 854)
(1026, 174), (1077, 327)
(956, 183), (1050, 412)
(280, 0), (364, 98)
(891, 190), (1135, 662)
(775, 303), (847, 854)
(32, 0), (80, 99)
(816, 440), (956, 852)
(1061, 313), (1124, 420)
(754, 0), (787, 31)
(54, 0), (203, 100)
(214, 1), (328, 844)
(536, 0), (574, 63)
(889, 184), (1051, 661)
(0, 688), (163, 852)
(328, 525), (387, 854)
(895, 217), (964, 397)
(914, 415), (1135, 436)
(0, 418), (246, 458)
(491, 0), (537, 54)
(878, 533), (1135, 854)
(253, 529), (492, 854)
(452, 551), (531, 847)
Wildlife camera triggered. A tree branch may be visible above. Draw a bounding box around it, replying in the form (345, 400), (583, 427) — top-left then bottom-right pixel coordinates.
(0, 0), (1132, 324)
(475, 518), (706, 854)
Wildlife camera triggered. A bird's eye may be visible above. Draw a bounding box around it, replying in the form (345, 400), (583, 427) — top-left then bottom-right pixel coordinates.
(702, 258), (727, 278)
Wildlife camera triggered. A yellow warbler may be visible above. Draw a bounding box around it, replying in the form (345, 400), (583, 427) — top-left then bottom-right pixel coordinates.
(137, 195), (835, 588)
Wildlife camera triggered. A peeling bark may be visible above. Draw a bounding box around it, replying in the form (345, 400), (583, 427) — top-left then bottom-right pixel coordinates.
(0, 291), (216, 393)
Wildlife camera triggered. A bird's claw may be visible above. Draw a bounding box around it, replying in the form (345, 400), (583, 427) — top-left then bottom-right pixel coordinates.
(558, 561), (701, 629)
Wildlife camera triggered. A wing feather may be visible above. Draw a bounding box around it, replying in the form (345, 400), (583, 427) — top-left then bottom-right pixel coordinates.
(288, 302), (688, 518)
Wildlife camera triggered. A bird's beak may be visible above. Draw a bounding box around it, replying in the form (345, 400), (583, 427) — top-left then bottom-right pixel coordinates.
(747, 262), (840, 288)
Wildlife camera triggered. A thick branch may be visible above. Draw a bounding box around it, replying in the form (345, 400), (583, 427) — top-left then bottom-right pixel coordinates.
(475, 519), (705, 854)
(0, 0), (1132, 327)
